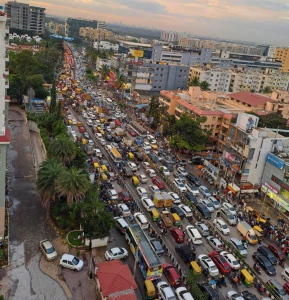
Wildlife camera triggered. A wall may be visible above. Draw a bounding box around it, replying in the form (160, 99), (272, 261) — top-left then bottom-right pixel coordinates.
(28, 120), (47, 158)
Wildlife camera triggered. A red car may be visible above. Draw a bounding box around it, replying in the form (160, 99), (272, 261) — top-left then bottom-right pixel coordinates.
(163, 263), (182, 287)
(170, 228), (185, 244)
(152, 177), (165, 190)
(118, 190), (132, 203)
(128, 129), (137, 137)
(283, 282), (289, 294)
(209, 251), (231, 275)
(268, 243), (286, 261)
(115, 119), (122, 126)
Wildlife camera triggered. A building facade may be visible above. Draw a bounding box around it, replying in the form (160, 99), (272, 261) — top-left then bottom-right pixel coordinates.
(160, 31), (181, 42)
(274, 47), (289, 73)
(0, 6), (10, 238)
(5, 1), (45, 34)
(79, 27), (115, 41)
(65, 18), (105, 37)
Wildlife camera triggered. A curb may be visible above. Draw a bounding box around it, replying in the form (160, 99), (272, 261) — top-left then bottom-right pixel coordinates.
(66, 231), (87, 249)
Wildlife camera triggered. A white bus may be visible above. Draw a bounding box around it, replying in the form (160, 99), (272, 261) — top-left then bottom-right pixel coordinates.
(108, 147), (122, 164)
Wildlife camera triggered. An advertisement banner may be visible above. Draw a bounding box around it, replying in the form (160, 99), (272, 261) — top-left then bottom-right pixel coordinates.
(266, 153), (285, 170)
(133, 50), (144, 58)
(264, 181), (279, 194)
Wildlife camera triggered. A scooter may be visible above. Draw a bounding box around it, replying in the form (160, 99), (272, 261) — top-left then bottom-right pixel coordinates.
(253, 264), (261, 275)
(254, 283), (266, 295)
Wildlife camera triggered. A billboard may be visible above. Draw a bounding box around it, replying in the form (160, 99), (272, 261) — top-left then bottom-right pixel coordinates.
(133, 50), (144, 58)
(236, 113), (259, 133)
(266, 153), (285, 170)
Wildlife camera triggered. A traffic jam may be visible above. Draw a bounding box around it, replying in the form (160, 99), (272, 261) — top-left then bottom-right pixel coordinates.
(58, 43), (289, 300)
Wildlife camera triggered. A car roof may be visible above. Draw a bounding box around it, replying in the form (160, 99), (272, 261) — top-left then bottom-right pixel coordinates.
(62, 254), (75, 260)
(111, 247), (121, 254)
(231, 237), (241, 244)
(41, 240), (53, 249)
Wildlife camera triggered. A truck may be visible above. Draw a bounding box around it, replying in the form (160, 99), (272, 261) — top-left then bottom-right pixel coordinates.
(237, 221), (258, 244)
(161, 210), (173, 228)
(161, 192), (173, 208)
(153, 192), (164, 208)
(123, 137), (132, 147)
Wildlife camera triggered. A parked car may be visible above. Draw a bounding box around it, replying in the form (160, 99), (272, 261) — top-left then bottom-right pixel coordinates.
(156, 282), (176, 300)
(136, 173), (148, 184)
(123, 167), (133, 177)
(170, 228), (185, 243)
(196, 203), (211, 219)
(241, 291), (259, 300)
(163, 263), (182, 288)
(183, 192), (198, 205)
(229, 238), (248, 257)
(136, 187), (148, 198)
(213, 218), (230, 235)
(227, 291), (245, 300)
(118, 190), (132, 203)
(197, 282), (219, 300)
(177, 167), (188, 176)
(39, 239), (57, 261)
(117, 203), (131, 217)
(267, 279), (289, 300)
(152, 177), (165, 190)
(209, 251), (231, 275)
(268, 243), (286, 261)
(178, 204), (192, 217)
(146, 169), (156, 178)
(257, 246), (278, 265)
(176, 287), (194, 300)
(59, 254), (84, 271)
(198, 254), (219, 277)
(195, 222), (210, 236)
(171, 206), (185, 219)
(198, 185), (211, 197)
(168, 192), (181, 204)
(185, 182), (200, 196)
(186, 173), (201, 186)
(199, 199), (214, 213)
(174, 179), (187, 192)
(222, 202), (237, 215)
(207, 196), (220, 209)
(220, 251), (240, 270)
(134, 212), (149, 230)
(175, 245), (196, 263)
(150, 238), (164, 256)
(105, 247), (128, 261)
(252, 252), (276, 276)
(149, 185), (160, 194)
(207, 236), (224, 252)
(186, 225), (202, 245)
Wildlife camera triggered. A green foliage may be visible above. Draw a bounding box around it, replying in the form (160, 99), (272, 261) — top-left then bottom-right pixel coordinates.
(114, 73), (126, 90)
(71, 145), (87, 169)
(263, 86), (272, 94)
(187, 273), (208, 300)
(146, 95), (166, 129)
(8, 74), (24, 103)
(159, 166), (164, 174)
(53, 198), (68, 218)
(0, 249), (4, 261)
(188, 76), (200, 87)
(200, 81), (210, 91)
(50, 136), (77, 164)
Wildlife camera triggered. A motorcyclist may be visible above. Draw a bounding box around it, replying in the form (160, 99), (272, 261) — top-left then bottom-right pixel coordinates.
(254, 262), (260, 271)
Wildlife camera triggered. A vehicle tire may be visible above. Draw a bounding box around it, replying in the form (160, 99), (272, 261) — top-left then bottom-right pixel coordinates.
(123, 255), (128, 259)
(60, 264), (64, 268)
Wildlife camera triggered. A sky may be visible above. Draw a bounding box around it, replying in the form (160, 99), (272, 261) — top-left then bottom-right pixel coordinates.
(22, 0), (289, 45)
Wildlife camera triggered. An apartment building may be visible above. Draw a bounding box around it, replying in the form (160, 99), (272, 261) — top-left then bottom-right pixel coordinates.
(5, 1), (45, 34)
(65, 18), (105, 37)
(79, 27), (115, 41)
(160, 31), (181, 42)
(96, 57), (111, 71)
(93, 41), (118, 51)
(0, 6), (10, 238)
(274, 47), (289, 72)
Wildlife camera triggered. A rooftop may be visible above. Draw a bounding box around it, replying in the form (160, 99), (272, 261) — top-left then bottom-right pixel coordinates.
(177, 99), (224, 116)
(229, 91), (274, 107)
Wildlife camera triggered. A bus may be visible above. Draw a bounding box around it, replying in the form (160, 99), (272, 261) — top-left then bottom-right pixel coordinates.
(108, 147), (122, 164)
(128, 121), (147, 137)
(125, 224), (163, 280)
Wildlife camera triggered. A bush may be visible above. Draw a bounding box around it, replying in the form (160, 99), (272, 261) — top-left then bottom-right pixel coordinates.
(58, 216), (68, 230)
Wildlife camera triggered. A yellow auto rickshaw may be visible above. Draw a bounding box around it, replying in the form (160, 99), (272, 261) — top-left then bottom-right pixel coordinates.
(150, 208), (160, 222)
(144, 280), (156, 300)
(101, 165), (107, 173)
(151, 144), (158, 150)
(245, 206), (267, 223)
(172, 213), (181, 226)
(77, 122), (82, 127)
(100, 172), (107, 181)
(128, 152), (134, 161)
(190, 261), (201, 277)
(253, 225), (264, 241)
(240, 268), (254, 287)
(93, 162), (99, 169)
(132, 176), (139, 187)
(100, 118), (105, 123)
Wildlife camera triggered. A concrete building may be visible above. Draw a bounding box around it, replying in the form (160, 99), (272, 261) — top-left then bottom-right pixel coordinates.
(0, 6), (10, 238)
(65, 18), (105, 37)
(160, 31), (181, 42)
(79, 27), (115, 41)
(93, 41), (118, 51)
(96, 57), (111, 71)
(264, 45), (277, 58)
(274, 47), (289, 73)
(261, 150), (289, 215)
(5, 1), (45, 34)
(223, 113), (287, 195)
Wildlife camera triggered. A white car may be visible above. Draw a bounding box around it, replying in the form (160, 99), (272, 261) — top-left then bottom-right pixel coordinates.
(177, 167), (188, 176)
(146, 169), (156, 178)
(186, 225), (202, 245)
(105, 247), (128, 261)
(213, 218), (230, 235)
(93, 148), (102, 157)
(220, 251), (240, 270)
(227, 291), (245, 300)
(134, 212), (149, 229)
(156, 282), (176, 300)
(142, 162), (151, 170)
(136, 187), (148, 198)
(160, 166), (170, 176)
(178, 204), (192, 217)
(168, 192), (181, 204)
(149, 185), (160, 194)
(117, 204), (131, 217)
(88, 139), (94, 146)
(39, 239), (57, 261)
(198, 254), (219, 277)
(141, 197), (155, 212)
(176, 287), (194, 300)
(207, 196), (220, 209)
(199, 199), (214, 213)
(136, 173), (148, 184)
(222, 202), (237, 215)
(185, 183), (200, 196)
(128, 162), (137, 172)
(72, 119), (77, 125)
(198, 185), (211, 197)
(59, 254), (84, 271)
(174, 179), (187, 192)
(99, 138), (106, 146)
(143, 142), (151, 148)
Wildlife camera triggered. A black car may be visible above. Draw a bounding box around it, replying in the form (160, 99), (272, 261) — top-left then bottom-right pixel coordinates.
(183, 192), (198, 205)
(241, 291), (259, 300)
(197, 282), (219, 300)
(196, 204), (211, 220)
(175, 245), (195, 263)
(188, 156), (202, 165)
(123, 167), (133, 177)
(171, 206), (185, 219)
(177, 160), (187, 168)
(150, 238), (164, 256)
(148, 154), (158, 163)
(134, 152), (143, 161)
(114, 136), (122, 143)
(100, 159), (110, 167)
(163, 161), (174, 171)
(252, 252), (276, 276)
(186, 173), (201, 186)
(104, 134), (113, 141)
(257, 246), (278, 265)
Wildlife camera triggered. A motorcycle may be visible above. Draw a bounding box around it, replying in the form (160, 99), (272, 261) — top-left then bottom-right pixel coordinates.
(254, 283), (266, 295)
(253, 264), (261, 275)
(228, 273), (239, 286)
(216, 276), (227, 288)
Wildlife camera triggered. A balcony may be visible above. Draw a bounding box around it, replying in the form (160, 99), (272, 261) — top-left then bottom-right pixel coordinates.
(5, 54), (9, 62)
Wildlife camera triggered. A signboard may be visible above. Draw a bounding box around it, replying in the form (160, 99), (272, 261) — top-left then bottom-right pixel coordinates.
(236, 113), (259, 132)
(133, 50), (144, 58)
(266, 153), (285, 170)
(261, 185), (289, 211)
(264, 181), (279, 194)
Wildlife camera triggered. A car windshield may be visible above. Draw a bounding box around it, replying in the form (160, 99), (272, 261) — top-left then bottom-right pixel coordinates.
(232, 260), (239, 266)
(263, 260), (271, 267)
(235, 243), (244, 250)
(221, 225), (227, 229)
(279, 288), (286, 296)
(211, 266), (218, 272)
(46, 246), (55, 254)
(178, 182), (184, 187)
(228, 214), (234, 220)
(72, 257), (80, 265)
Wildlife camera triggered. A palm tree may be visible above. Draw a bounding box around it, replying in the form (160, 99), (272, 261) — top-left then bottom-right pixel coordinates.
(114, 73), (126, 91)
(188, 76), (200, 87)
(50, 136), (76, 165)
(200, 81), (210, 91)
(36, 159), (63, 208)
(100, 65), (110, 80)
(57, 167), (89, 207)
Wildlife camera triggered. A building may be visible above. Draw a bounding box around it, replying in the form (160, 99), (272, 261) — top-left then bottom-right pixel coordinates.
(265, 90), (289, 119)
(0, 6), (10, 239)
(222, 113), (287, 196)
(274, 47), (289, 72)
(264, 45), (277, 58)
(79, 27), (115, 41)
(5, 1), (45, 34)
(261, 151), (289, 215)
(160, 31), (181, 42)
(65, 18), (105, 37)
(96, 57), (111, 71)
(95, 260), (138, 300)
(93, 41), (118, 51)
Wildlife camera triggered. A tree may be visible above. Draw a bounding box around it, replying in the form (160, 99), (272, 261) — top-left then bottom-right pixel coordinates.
(200, 81), (210, 91)
(114, 73), (126, 91)
(263, 86), (272, 94)
(50, 136), (76, 165)
(100, 65), (110, 80)
(187, 273), (208, 300)
(188, 76), (200, 87)
(8, 74), (24, 103)
(36, 159), (63, 208)
(70, 145), (87, 169)
(57, 167), (89, 207)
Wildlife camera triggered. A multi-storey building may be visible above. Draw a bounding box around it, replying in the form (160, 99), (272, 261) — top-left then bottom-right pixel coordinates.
(65, 18), (105, 37)
(274, 47), (289, 72)
(160, 31), (181, 42)
(79, 27), (115, 41)
(93, 41), (118, 51)
(0, 6), (10, 238)
(5, 1), (45, 34)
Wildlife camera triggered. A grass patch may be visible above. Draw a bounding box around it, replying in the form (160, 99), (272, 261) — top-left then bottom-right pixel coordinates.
(67, 230), (83, 247)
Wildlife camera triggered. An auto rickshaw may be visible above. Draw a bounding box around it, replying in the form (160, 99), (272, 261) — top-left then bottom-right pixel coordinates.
(190, 261), (201, 277)
(171, 213), (181, 226)
(101, 165), (107, 173)
(197, 165), (204, 170)
(144, 279), (156, 300)
(151, 144), (158, 150)
(128, 152), (134, 161)
(240, 268), (254, 288)
(132, 176), (139, 187)
(100, 118), (105, 123)
(150, 208), (160, 222)
(100, 172), (107, 181)
(253, 225), (264, 241)
(93, 162), (99, 170)
(245, 206), (267, 224)
(77, 122), (82, 127)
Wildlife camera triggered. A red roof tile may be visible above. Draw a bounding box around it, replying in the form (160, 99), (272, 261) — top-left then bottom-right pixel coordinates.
(177, 99), (224, 116)
(229, 91), (274, 107)
(0, 128), (10, 144)
(97, 260), (137, 297)
(108, 290), (137, 300)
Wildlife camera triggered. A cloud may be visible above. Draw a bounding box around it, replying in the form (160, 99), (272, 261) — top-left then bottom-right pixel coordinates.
(113, 0), (168, 14)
